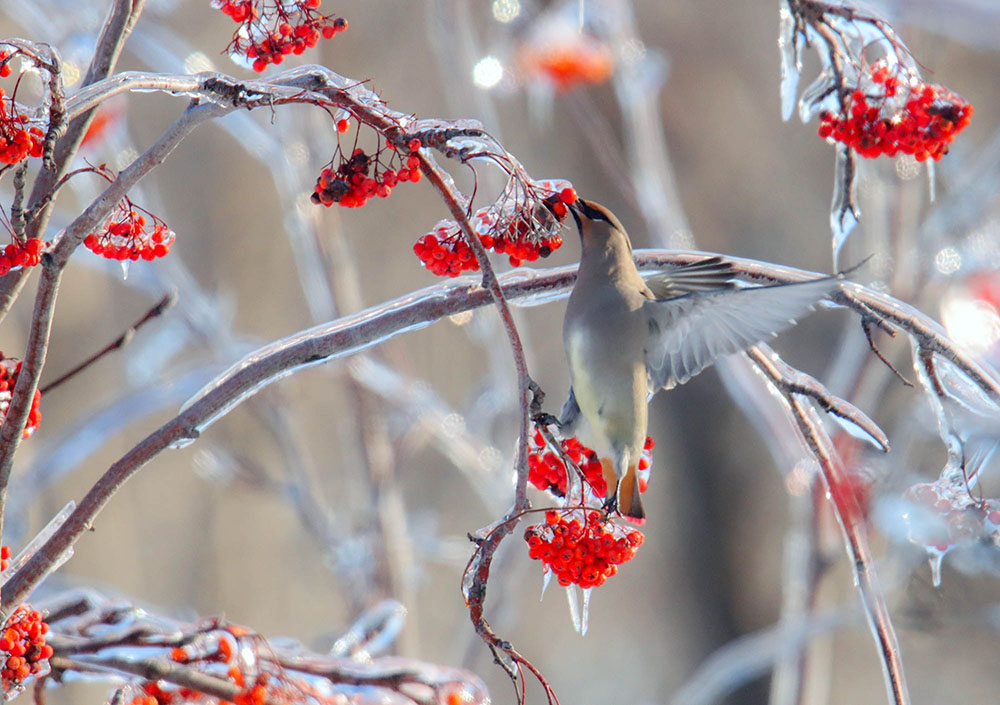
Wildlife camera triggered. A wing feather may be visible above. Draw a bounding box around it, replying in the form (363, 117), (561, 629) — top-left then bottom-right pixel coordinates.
(644, 276), (839, 391)
(642, 256), (736, 299)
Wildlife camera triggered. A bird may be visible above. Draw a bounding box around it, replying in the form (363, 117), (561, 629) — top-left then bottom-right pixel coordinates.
(553, 199), (840, 520)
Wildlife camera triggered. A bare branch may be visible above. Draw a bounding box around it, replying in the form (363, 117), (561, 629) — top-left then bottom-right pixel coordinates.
(746, 346), (910, 705)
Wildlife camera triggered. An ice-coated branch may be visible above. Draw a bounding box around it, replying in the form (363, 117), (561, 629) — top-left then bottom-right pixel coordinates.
(0, 102), (225, 558)
(745, 345), (911, 705)
(42, 592), (488, 705)
(749, 342), (889, 452)
(51, 655), (247, 704)
(5, 250), (997, 620)
(0, 0), (147, 316)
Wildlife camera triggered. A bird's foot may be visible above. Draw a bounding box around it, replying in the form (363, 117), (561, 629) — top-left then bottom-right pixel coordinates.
(532, 411), (559, 428)
(601, 492), (620, 519)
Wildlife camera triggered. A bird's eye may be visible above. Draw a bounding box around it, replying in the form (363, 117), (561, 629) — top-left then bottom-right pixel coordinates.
(579, 202), (608, 223)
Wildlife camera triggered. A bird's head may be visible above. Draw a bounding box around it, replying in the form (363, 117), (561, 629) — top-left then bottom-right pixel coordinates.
(570, 199), (632, 254)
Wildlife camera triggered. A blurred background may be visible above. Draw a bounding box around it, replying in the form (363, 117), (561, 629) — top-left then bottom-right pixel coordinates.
(2, 0), (1000, 703)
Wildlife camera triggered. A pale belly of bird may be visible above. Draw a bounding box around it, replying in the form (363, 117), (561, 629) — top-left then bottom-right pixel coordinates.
(564, 325), (649, 459)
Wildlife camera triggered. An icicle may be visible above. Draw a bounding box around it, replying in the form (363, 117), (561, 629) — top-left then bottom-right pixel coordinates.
(580, 587), (592, 636)
(566, 584), (581, 633)
(120, 259), (130, 280)
(927, 549), (944, 587)
(778, 2), (801, 121)
(830, 145), (860, 268)
(540, 567), (552, 600)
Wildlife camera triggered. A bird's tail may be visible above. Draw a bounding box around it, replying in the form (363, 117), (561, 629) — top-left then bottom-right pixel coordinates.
(617, 464), (645, 520)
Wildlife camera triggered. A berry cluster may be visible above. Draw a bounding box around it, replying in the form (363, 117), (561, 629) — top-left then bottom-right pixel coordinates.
(0, 49), (12, 79)
(311, 136), (423, 209)
(1, 605), (53, 693)
(1, 545), (10, 570)
(0, 89), (43, 165)
(528, 431), (654, 501)
(518, 34), (615, 91)
(163, 631), (293, 705)
(0, 238), (43, 276)
(0, 356), (41, 438)
(84, 208), (175, 261)
(214, 0), (348, 73)
(524, 510), (644, 589)
(412, 183), (575, 277)
(818, 60), (973, 161)
(903, 481), (1000, 554)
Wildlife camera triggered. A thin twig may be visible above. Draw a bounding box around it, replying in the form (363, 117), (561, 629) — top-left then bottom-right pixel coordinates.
(40, 292), (177, 395)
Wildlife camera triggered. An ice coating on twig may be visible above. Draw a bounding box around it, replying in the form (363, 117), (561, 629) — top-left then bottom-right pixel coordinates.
(778, 3), (801, 122)
(830, 144), (859, 267)
(0, 501), (75, 589)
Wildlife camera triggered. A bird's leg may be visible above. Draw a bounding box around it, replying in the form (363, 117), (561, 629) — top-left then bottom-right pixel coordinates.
(601, 490), (620, 516)
(528, 379), (559, 428)
(599, 457), (620, 515)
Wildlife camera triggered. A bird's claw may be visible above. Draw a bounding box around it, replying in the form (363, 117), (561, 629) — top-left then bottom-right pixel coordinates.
(532, 411), (559, 428)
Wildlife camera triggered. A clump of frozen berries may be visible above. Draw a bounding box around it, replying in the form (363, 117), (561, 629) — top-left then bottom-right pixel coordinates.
(0, 356), (41, 438)
(902, 481), (1000, 555)
(413, 182), (576, 277)
(311, 136), (422, 209)
(0, 50), (13, 79)
(0, 88), (43, 165)
(524, 509), (643, 589)
(0, 238), (43, 276)
(1, 605), (52, 693)
(214, 0), (348, 72)
(819, 59), (973, 161)
(83, 207), (175, 261)
(528, 431), (654, 501)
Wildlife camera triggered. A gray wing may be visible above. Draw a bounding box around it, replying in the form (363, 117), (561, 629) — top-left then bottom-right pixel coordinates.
(644, 277), (839, 392)
(642, 256), (735, 299)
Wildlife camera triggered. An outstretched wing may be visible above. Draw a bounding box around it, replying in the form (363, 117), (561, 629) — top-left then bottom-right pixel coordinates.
(642, 256), (736, 299)
(644, 277), (839, 392)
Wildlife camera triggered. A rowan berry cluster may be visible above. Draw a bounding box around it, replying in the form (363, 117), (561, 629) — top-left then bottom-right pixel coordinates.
(214, 0), (348, 73)
(1, 545), (10, 570)
(311, 136), (423, 209)
(0, 605), (53, 693)
(83, 207), (175, 261)
(162, 629), (304, 705)
(0, 50), (13, 78)
(0, 238), (44, 276)
(524, 510), (644, 589)
(0, 89), (44, 165)
(518, 31), (614, 91)
(0, 356), (42, 438)
(528, 431), (654, 501)
(412, 183), (575, 277)
(818, 60), (973, 161)
(903, 481), (1000, 554)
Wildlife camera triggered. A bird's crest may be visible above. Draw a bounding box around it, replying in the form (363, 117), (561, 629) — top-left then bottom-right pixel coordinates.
(571, 199), (632, 253)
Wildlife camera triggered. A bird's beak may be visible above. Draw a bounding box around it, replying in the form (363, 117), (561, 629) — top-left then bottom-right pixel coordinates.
(568, 201), (584, 234)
